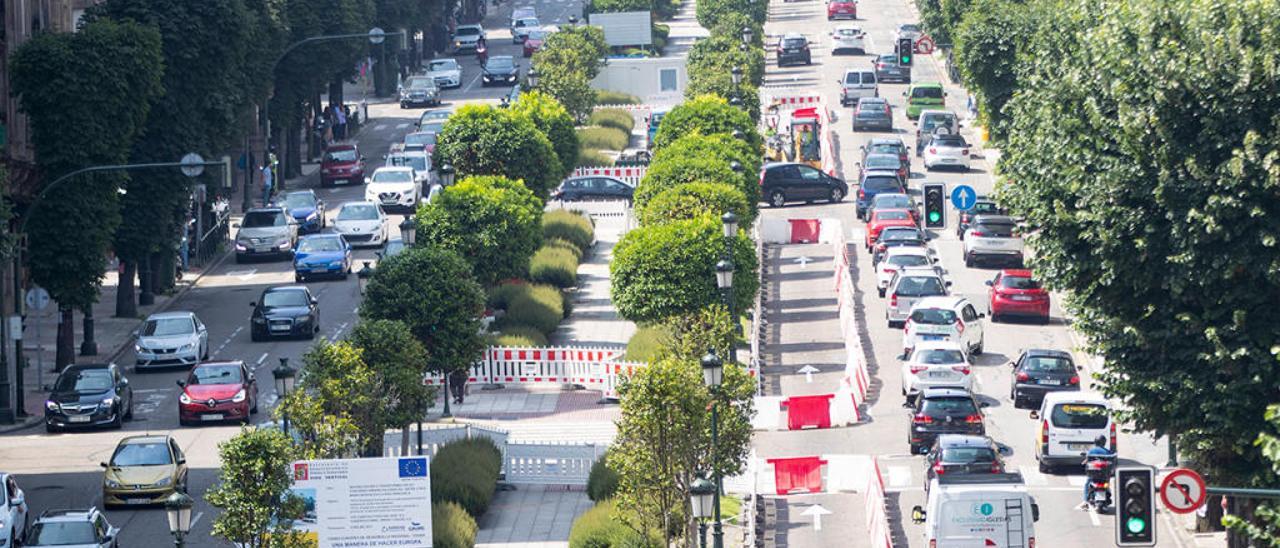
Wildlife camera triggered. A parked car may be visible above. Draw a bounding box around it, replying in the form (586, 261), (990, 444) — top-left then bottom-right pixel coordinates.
(865, 209), (917, 251)
(885, 265), (950, 327)
(873, 54), (911, 83)
(0, 474), (27, 548)
(426, 58), (462, 88)
(923, 435), (1005, 494)
(293, 234), (353, 282)
(177, 361), (259, 426)
(956, 198), (1004, 238)
(838, 68), (878, 106)
(552, 176), (635, 202)
(855, 171), (907, 220)
(249, 286), (320, 341)
(856, 151), (906, 182)
(333, 201), (390, 247)
(963, 215), (1023, 267)
(1035, 392), (1113, 472)
(1010, 349), (1080, 409)
(923, 133), (971, 171)
(875, 246), (935, 297)
(277, 190), (325, 233)
(43, 363), (132, 432)
(453, 24), (485, 52)
(902, 296), (985, 358)
(830, 26), (865, 54)
(364, 166), (421, 213)
(861, 137), (910, 170)
(523, 27), (552, 57)
(101, 434), (188, 507)
(760, 162), (848, 207)
(908, 388), (987, 455)
(905, 82), (946, 119)
(319, 143), (366, 187)
(23, 508), (116, 548)
(134, 311), (208, 368)
(398, 76), (440, 108)
(915, 110), (961, 155)
(852, 97), (893, 131)
(987, 269), (1050, 323)
(826, 0), (856, 19)
(234, 207), (298, 262)
(481, 56), (520, 86)
(776, 33), (812, 66)
(511, 16), (540, 42)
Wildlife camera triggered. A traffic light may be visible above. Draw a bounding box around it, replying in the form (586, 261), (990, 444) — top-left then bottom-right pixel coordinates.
(898, 37), (914, 66)
(1116, 466), (1156, 546)
(923, 183), (945, 228)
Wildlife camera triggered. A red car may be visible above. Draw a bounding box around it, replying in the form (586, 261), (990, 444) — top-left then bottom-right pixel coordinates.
(523, 28), (550, 57)
(178, 361), (259, 426)
(827, 0), (857, 19)
(987, 269), (1050, 323)
(865, 208), (918, 250)
(320, 143), (365, 187)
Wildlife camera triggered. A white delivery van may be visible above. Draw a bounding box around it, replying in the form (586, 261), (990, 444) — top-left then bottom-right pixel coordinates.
(912, 473), (1039, 548)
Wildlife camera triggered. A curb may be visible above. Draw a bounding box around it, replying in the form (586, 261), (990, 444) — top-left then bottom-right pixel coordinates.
(0, 414), (43, 434)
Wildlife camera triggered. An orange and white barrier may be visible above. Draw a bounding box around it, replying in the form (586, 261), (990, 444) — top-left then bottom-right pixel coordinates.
(834, 229), (871, 410)
(570, 166), (648, 186)
(758, 218), (845, 244)
(865, 457), (894, 548)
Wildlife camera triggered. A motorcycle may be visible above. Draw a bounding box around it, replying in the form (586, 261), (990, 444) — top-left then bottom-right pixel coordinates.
(1083, 453), (1116, 512)
(476, 42), (488, 66)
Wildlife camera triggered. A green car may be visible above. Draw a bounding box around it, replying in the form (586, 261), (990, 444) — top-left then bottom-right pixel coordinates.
(904, 82), (946, 119)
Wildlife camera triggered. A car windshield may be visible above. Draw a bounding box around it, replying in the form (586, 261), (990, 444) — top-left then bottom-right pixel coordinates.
(915, 349), (965, 364)
(911, 87), (944, 99)
(896, 276), (946, 296)
(867, 156), (898, 169)
(282, 193), (316, 209)
(457, 26), (481, 36)
(142, 317), (193, 336)
(1051, 403), (1109, 428)
(900, 24), (921, 33)
(942, 446), (997, 463)
(875, 210), (910, 221)
(783, 38), (807, 48)
(487, 57), (515, 69)
(111, 442), (172, 466)
(324, 148), (357, 163)
(429, 60), (458, 71)
(888, 254), (930, 268)
(862, 176), (901, 192)
(338, 204), (379, 221)
(922, 397), (977, 415)
(391, 155), (428, 172)
(420, 122), (445, 134)
(242, 211), (285, 228)
(974, 221), (1016, 237)
(404, 133), (437, 146)
(407, 78), (435, 90)
(911, 308), (957, 325)
(54, 369), (113, 393)
(25, 522), (97, 545)
(262, 290), (309, 308)
(190, 364), (243, 385)
(298, 238), (344, 253)
(373, 170), (414, 183)
(527, 30), (548, 40)
(1025, 356), (1074, 373)
(1001, 275), (1040, 289)
(881, 229), (922, 242)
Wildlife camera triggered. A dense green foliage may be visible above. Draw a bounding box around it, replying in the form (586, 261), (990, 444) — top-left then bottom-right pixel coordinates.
(433, 501), (479, 548)
(953, 0), (1033, 141)
(543, 211), (595, 254)
(595, 90), (642, 105)
(918, 0), (972, 47)
(587, 455), (621, 502)
(490, 325), (550, 347)
(578, 127), (631, 151)
(589, 109), (637, 134)
(530, 245), (580, 288)
(500, 283), (566, 336)
(624, 325), (669, 362)
(638, 182), (750, 226)
(696, 0), (767, 29)
(651, 95), (761, 152)
(533, 26), (608, 120)
(686, 34), (765, 88)
(568, 500), (660, 548)
(346, 319), (434, 439)
(431, 438), (504, 517)
(205, 428), (310, 548)
(511, 91), (581, 180)
(709, 13), (763, 48)
(436, 105), (562, 199)
(633, 133), (762, 219)
(416, 175), (544, 286)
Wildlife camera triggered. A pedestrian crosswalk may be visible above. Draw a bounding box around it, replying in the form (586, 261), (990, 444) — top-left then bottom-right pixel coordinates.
(881, 462), (1089, 491)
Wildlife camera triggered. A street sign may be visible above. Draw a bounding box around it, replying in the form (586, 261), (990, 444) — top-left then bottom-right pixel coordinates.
(1160, 468), (1207, 514)
(180, 152), (205, 178)
(369, 27), (386, 44)
(24, 287), (50, 312)
(951, 184), (977, 211)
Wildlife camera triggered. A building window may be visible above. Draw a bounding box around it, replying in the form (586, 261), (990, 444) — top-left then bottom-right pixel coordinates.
(659, 68), (677, 92)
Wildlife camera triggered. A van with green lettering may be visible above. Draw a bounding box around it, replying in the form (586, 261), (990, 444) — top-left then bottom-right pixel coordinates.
(912, 473), (1039, 548)
(904, 82), (946, 119)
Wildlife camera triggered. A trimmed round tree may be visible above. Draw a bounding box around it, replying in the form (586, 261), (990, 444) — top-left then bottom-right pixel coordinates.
(652, 95), (762, 152)
(436, 104), (562, 199)
(687, 34), (765, 88)
(510, 91), (580, 179)
(610, 216), (758, 323)
(634, 133), (762, 215)
(632, 155), (739, 216)
(415, 175), (544, 287)
(360, 245), (487, 374)
(638, 182), (751, 226)
(696, 0), (767, 28)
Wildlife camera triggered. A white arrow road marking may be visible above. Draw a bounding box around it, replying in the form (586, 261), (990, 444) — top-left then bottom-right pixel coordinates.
(800, 504), (832, 531)
(797, 365), (819, 383)
(373, 124), (388, 131)
(796, 256), (812, 268)
(135, 392), (171, 416)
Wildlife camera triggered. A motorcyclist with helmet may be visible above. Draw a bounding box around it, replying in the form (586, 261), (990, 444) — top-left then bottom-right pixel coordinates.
(1082, 434), (1116, 509)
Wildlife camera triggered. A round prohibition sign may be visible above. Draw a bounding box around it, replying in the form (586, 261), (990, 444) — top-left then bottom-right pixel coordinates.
(915, 35), (936, 55)
(1160, 468), (1207, 514)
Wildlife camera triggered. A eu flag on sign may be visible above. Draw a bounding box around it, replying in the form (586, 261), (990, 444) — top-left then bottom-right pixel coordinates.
(398, 457), (428, 478)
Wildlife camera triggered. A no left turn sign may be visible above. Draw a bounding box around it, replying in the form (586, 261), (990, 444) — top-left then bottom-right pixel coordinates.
(1160, 468), (1207, 514)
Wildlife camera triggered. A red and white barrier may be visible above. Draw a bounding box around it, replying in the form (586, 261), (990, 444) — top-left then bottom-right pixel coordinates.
(423, 346), (640, 400)
(865, 457), (894, 548)
(758, 218), (845, 244)
(834, 229), (871, 410)
(751, 391), (859, 431)
(570, 166), (649, 186)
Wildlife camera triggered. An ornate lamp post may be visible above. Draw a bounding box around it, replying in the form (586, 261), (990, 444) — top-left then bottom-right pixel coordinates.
(690, 476), (715, 548)
(399, 217), (416, 246)
(700, 349), (726, 548)
(165, 490), (194, 548)
(721, 212), (740, 363)
(272, 357), (297, 436)
(742, 25), (754, 45)
(357, 261), (374, 294)
(440, 163), (456, 186)
(527, 67), (540, 89)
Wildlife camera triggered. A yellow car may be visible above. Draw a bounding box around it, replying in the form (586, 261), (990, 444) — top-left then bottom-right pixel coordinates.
(101, 434), (188, 507)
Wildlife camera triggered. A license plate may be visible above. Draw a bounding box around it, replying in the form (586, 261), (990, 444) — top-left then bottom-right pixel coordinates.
(311, 267), (328, 273)
(1012, 295), (1034, 301)
(921, 334), (946, 341)
(254, 246), (272, 253)
(928, 371), (949, 378)
(1041, 379), (1062, 385)
(201, 414), (223, 421)
(126, 498), (150, 505)
(1067, 443), (1092, 451)
(270, 324), (290, 331)
(68, 415), (90, 423)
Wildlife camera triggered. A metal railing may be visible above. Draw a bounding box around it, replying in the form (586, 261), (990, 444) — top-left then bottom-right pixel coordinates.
(192, 200), (231, 268)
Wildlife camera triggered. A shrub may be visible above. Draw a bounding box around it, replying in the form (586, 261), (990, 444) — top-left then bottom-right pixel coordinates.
(491, 325), (550, 347)
(502, 284), (566, 335)
(436, 104), (562, 199)
(577, 126), (630, 151)
(651, 95), (761, 152)
(587, 455), (621, 502)
(530, 245), (580, 288)
(431, 438), (503, 517)
(511, 90), (581, 179)
(595, 90), (641, 105)
(487, 280), (529, 310)
(416, 175), (544, 286)
(624, 325), (669, 361)
(569, 500), (661, 548)
(544, 210), (595, 254)
(589, 109), (637, 134)
(577, 148), (615, 167)
(638, 182), (751, 226)
(635, 133), (762, 217)
(546, 237), (585, 261)
(433, 501), (478, 548)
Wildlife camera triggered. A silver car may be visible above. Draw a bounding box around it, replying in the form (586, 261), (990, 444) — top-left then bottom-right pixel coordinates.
(885, 266), (950, 328)
(399, 76), (440, 108)
(426, 58), (462, 88)
(839, 68), (878, 106)
(135, 311), (208, 367)
(454, 24), (485, 52)
(234, 207), (298, 262)
(23, 508), (119, 548)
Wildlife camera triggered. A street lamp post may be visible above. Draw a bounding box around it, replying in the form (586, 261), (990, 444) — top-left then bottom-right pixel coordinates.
(440, 163), (456, 187)
(399, 217), (417, 246)
(700, 349), (725, 548)
(741, 26), (754, 45)
(164, 490), (194, 548)
(690, 476), (715, 548)
(527, 67), (540, 89)
(730, 66), (744, 109)
(720, 212), (739, 363)
(272, 357), (297, 436)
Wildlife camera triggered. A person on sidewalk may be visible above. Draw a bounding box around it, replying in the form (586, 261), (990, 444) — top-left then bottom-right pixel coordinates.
(335, 106), (348, 141)
(448, 368), (468, 405)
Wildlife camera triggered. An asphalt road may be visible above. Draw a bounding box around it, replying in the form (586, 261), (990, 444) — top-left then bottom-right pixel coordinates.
(756, 0), (1188, 545)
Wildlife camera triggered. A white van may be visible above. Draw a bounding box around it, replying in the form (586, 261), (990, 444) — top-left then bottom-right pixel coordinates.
(1033, 392), (1114, 472)
(912, 473), (1039, 548)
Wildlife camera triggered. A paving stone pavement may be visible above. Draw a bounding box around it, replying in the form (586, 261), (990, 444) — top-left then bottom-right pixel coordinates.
(475, 486), (594, 548)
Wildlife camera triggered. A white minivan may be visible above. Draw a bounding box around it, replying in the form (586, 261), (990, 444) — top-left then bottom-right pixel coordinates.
(913, 473), (1039, 548)
(1033, 392), (1115, 472)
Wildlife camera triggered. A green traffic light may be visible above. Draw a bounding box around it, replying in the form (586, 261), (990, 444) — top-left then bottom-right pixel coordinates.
(1126, 517), (1147, 534)
(928, 211), (941, 222)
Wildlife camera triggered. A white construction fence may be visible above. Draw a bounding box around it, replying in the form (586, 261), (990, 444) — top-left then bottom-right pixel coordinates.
(383, 424), (608, 486)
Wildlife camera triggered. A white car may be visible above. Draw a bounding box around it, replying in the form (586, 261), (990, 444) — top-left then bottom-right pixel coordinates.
(333, 201), (390, 248)
(876, 247), (936, 297)
(901, 340), (973, 398)
(922, 133), (971, 171)
(426, 58), (462, 88)
(0, 473), (28, 547)
(963, 214), (1024, 267)
(902, 296), (985, 358)
(365, 167), (421, 212)
(830, 26), (865, 55)
(135, 311), (209, 368)
(453, 24), (485, 52)
(885, 266), (950, 328)
(511, 16), (540, 42)
(1035, 392), (1114, 471)
(386, 151), (435, 190)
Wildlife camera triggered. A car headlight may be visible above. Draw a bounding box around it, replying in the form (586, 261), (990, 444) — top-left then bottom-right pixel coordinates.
(134, 343), (144, 353)
(45, 400), (59, 411)
(179, 392), (192, 404)
(102, 397), (115, 407)
(253, 317), (266, 324)
(329, 260), (345, 268)
(232, 389), (247, 403)
(236, 242), (248, 251)
(179, 343), (194, 352)
(277, 239), (292, 250)
(153, 477), (172, 488)
(105, 479), (122, 489)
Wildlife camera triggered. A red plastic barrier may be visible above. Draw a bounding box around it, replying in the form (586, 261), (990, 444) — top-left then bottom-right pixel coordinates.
(782, 394), (835, 430)
(767, 456), (827, 495)
(789, 219), (820, 243)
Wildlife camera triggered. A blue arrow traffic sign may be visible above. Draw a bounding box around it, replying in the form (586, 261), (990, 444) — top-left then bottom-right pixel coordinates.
(951, 185), (977, 211)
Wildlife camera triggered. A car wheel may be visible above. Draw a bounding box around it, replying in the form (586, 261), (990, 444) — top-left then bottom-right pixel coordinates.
(304, 326), (317, 340)
(295, 274), (304, 283)
(201, 343), (209, 361)
(964, 253), (974, 267)
(45, 424), (57, 433)
(972, 340), (984, 355)
(111, 409), (124, 429)
(877, 287), (885, 298)
(251, 396), (259, 414)
(770, 191), (786, 208)
(1038, 460), (1051, 474)
(1040, 315), (1051, 325)
(829, 188), (845, 203)
(235, 255), (245, 264)
(125, 399), (134, 420)
(250, 328), (264, 342)
(991, 313), (1001, 323)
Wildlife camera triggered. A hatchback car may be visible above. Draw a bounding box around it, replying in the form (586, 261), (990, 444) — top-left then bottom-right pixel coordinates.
(776, 33), (812, 66)
(135, 311), (208, 368)
(905, 82), (946, 119)
(963, 215), (1024, 267)
(523, 27), (552, 56)
(868, 192), (918, 225)
(101, 435), (187, 507)
(401, 131), (438, 155)
(852, 98), (893, 131)
(426, 58), (462, 88)
(987, 269), (1049, 322)
(830, 26), (865, 54)
(23, 508), (116, 548)
(0, 474), (28, 547)
(915, 110), (961, 155)
(873, 54), (911, 83)
(856, 151), (906, 182)
(855, 171), (907, 220)
(482, 56), (520, 86)
(865, 209), (917, 251)
(319, 143), (365, 187)
(417, 108), (452, 129)
(923, 134), (971, 171)
(178, 361), (260, 426)
(552, 176), (635, 202)
(901, 341), (973, 398)
(1010, 349), (1080, 409)
(294, 234), (353, 282)
(398, 76), (440, 108)
(333, 201), (390, 247)
(453, 24), (485, 52)
(826, 0), (856, 19)
(861, 137), (910, 170)
(249, 286), (320, 341)
(511, 16), (540, 42)
(838, 69), (878, 106)
(902, 296), (985, 358)
(872, 226), (930, 267)
(908, 388), (987, 455)
(365, 167), (421, 213)
(875, 247), (935, 297)
(760, 163), (848, 207)
(1035, 392), (1113, 472)
(923, 435), (1004, 493)
(277, 190), (326, 233)
(885, 265), (950, 327)
(234, 207), (298, 262)
(44, 363), (133, 432)
(956, 198), (1004, 238)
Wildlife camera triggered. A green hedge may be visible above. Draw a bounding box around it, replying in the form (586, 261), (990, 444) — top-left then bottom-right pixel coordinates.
(530, 245), (580, 288)
(625, 325), (669, 361)
(545, 237), (585, 262)
(578, 126), (630, 151)
(586, 455), (620, 502)
(544, 210), (595, 254)
(589, 109), (636, 134)
(569, 500), (661, 548)
(488, 281), (529, 311)
(431, 438), (503, 517)
(433, 501), (478, 548)
(595, 90), (641, 105)
(638, 182), (751, 226)
(490, 325), (550, 347)
(502, 284), (566, 336)
(577, 148), (615, 167)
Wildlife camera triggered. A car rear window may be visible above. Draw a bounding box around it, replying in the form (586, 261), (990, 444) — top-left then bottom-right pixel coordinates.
(844, 72), (862, 84)
(875, 210), (910, 221)
(1024, 356), (1074, 373)
(915, 349), (965, 364)
(896, 276), (946, 296)
(888, 254), (929, 268)
(974, 221), (1015, 237)
(941, 446), (997, 463)
(857, 110), (888, 119)
(972, 201), (1001, 214)
(910, 308), (957, 325)
(881, 228), (921, 242)
(932, 135), (966, 147)
(1001, 275), (1040, 289)
(862, 176), (902, 192)
(874, 194), (910, 208)
(783, 38), (807, 48)
(922, 397), (977, 415)
(911, 87), (943, 99)
(1051, 403), (1109, 428)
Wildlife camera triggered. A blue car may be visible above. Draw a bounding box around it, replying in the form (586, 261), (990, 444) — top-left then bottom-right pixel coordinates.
(278, 190), (326, 233)
(856, 171), (908, 220)
(293, 234), (352, 282)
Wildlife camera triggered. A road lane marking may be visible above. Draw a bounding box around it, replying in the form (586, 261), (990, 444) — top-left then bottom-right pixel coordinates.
(226, 268), (256, 280)
(191, 512), (205, 530)
(1018, 465), (1049, 486)
(256, 352), (269, 366)
(1067, 475), (1086, 487)
(1088, 510), (1101, 527)
(463, 73), (483, 92)
(395, 122), (410, 129)
(328, 321), (350, 342)
(887, 465), (912, 487)
(132, 389), (167, 394)
(373, 124), (388, 131)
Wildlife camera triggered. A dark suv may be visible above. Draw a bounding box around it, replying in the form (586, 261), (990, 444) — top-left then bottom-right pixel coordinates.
(760, 163), (848, 207)
(45, 363), (133, 432)
(908, 388), (988, 455)
(776, 33), (812, 66)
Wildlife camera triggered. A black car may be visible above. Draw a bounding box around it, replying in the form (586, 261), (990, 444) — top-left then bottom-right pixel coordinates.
(923, 434), (1004, 493)
(908, 388), (988, 455)
(776, 34), (812, 66)
(874, 54), (911, 83)
(1009, 349), (1081, 409)
(250, 286), (320, 341)
(551, 176), (635, 202)
(957, 199), (1005, 238)
(871, 227), (929, 265)
(44, 363), (133, 432)
(852, 99), (893, 132)
(861, 138), (911, 170)
(760, 162), (848, 207)
(481, 56), (520, 86)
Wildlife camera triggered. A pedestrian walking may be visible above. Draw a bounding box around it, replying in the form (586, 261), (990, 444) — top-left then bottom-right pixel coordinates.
(261, 162), (274, 206)
(448, 369), (468, 404)
(335, 105), (348, 141)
